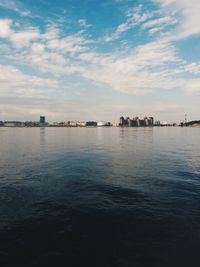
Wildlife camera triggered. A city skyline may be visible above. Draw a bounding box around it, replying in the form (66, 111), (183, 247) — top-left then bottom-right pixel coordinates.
(0, 114), (194, 126)
(0, 0), (200, 123)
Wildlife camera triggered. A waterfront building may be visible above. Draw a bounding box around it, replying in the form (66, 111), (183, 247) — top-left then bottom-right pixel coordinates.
(77, 121), (86, 127)
(119, 116), (125, 126)
(40, 116), (46, 127)
(3, 121), (25, 127)
(155, 121), (161, 126)
(162, 122), (171, 126)
(133, 117), (140, 127)
(149, 117), (154, 126)
(97, 121), (111, 126)
(86, 121), (97, 127)
(139, 119), (145, 127)
(144, 117), (149, 126)
(68, 121), (77, 127)
(131, 118), (138, 127)
(52, 122), (60, 126)
(127, 117), (131, 127)
(24, 121), (40, 127)
(119, 116), (154, 127)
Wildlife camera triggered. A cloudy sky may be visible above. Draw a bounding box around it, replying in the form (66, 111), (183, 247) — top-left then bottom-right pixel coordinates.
(0, 0), (200, 123)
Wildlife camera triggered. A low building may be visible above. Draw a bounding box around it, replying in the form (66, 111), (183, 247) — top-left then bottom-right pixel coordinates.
(97, 121), (111, 126)
(154, 121), (161, 126)
(67, 121), (77, 127)
(4, 121), (24, 127)
(76, 121), (86, 127)
(86, 121), (97, 127)
(24, 121), (39, 127)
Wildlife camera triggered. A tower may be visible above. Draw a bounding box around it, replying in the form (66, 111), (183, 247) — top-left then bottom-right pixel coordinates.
(185, 114), (187, 124)
(40, 116), (46, 127)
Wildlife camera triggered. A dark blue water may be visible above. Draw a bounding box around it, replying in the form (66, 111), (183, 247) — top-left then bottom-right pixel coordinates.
(0, 127), (200, 266)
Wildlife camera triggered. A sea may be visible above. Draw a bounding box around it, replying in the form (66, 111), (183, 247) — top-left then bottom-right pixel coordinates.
(0, 127), (200, 267)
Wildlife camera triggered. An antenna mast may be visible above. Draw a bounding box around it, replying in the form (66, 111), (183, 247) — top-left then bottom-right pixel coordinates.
(185, 114), (187, 125)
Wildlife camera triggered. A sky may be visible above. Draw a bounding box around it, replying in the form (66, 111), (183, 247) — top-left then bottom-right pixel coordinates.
(0, 0), (200, 123)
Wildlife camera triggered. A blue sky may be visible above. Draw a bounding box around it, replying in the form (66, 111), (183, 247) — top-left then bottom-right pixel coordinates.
(0, 0), (200, 123)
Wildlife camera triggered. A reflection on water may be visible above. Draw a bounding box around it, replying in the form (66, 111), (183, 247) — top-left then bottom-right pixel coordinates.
(0, 127), (200, 266)
(40, 127), (46, 146)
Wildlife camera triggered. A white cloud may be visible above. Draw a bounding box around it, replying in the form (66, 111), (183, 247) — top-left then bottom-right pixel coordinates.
(142, 16), (177, 35)
(183, 62), (200, 75)
(42, 24), (60, 40)
(148, 27), (163, 35)
(142, 16), (175, 29)
(0, 64), (59, 98)
(0, 20), (61, 48)
(0, 19), (41, 47)
(185, 79), (200, 94)
(0, 19), (94, 75)
(78, 19), (92, 28)
(10, 29), (41, 47)
(74, 41), (183, 95)
(47, 34), (91, 54)
(0, 19), (12, 38)
(0, 0), (30, 16)
(31, 43), (45, 54)
(155, 0), (200, 40)
(1, 9), (200, 103)
(104, 5), (153, 42)
(3, 24), (198, 98)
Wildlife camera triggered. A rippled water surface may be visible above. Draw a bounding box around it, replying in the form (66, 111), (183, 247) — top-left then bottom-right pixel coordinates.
(0, 127), (200, 266)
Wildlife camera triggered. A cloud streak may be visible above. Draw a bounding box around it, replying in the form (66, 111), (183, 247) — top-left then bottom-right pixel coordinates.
(155, 0), (200, 40)
(0, 0), (30, 16)
(104, 5), (153, 42)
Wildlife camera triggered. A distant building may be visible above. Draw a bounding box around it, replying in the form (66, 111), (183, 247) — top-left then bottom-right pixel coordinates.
(155, 121), (161, 126)
(24, 121), (39, 127)
(161, 122), (173, 126)
(127, 117), (132, 127)
(144, 117), (149, 126)
(76, 121), (86, 127)
(133, 117), (140, 127)
(3, 121), (24, 127)
(119, 116), (154, 127)
(139, 119), (145, 127)
(97, 121), (111, 126)
(119, 116), (126, 126)
(86, 121), (97, 127)
(131, 118), (138, 127)
(149, 117), (154, 126)
(40, 116), (46, 127)
(0, 121), (4, 127)
(68, 121), (77, 127)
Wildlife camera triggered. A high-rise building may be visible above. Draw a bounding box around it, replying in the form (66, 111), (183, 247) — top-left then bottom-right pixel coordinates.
(40, 116), (46, 127)
(134, 117), (140, 127)
(119, 115), (154, 127)
(119, 116), (128, 126)
(148, 117), (154, 126)
(119, 116), (125, 126)
(144, 117), (149, 126)
(139, 119), (145, 127)
(127, 117), (131, 127)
